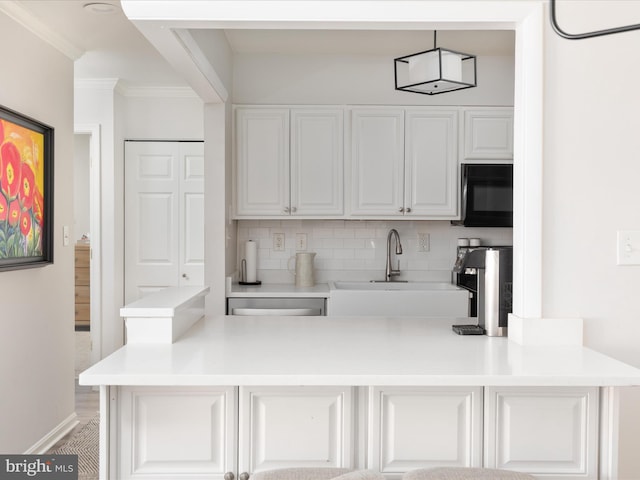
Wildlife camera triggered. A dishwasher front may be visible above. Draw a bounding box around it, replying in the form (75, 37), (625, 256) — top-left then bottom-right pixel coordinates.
(227, 297), (326, 316)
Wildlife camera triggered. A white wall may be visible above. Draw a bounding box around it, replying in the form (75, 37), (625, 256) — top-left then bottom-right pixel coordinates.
(0, 12), (75, 452)
(233, 53), (514, 106)
(74, 134), (91, 241)
(541, 2), (640, 477)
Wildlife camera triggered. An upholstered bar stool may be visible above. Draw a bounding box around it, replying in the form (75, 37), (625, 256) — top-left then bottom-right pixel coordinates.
(403, 467), (536, 480)
(249, 468), (385, 480)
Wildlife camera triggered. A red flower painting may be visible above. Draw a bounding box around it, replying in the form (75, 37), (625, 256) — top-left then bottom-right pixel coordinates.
(0, 113), (47, 261)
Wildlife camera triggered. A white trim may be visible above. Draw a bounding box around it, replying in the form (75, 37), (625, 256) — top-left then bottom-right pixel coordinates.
(74, 78), (120, 91)
(599, 387), (620, 480)
(120, 85), (199, 98)
(25, 413), (79, 454)
(172, 29), (229, 102)
(0, 1), (83, 60)
(75, 124), (103, 365)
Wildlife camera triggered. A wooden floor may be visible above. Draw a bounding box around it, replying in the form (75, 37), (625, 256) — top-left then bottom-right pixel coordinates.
(47, 331), (99, 452)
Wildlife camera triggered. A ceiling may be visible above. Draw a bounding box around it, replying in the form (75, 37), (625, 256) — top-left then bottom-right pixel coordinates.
(9, 1), (514, 89)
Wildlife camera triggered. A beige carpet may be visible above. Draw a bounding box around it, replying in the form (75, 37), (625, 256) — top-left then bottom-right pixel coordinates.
(52, 414), (99, 480)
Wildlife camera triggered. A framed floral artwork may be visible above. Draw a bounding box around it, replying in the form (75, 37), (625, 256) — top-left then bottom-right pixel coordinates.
(0, 105), (54, 271)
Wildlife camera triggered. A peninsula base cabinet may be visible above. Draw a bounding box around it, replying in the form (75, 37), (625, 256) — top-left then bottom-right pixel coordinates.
(110, 386), (602, 480)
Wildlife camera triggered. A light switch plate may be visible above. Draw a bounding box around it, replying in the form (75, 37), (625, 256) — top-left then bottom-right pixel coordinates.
(617, 230), (640, 265)
(296, 233), (307, 251)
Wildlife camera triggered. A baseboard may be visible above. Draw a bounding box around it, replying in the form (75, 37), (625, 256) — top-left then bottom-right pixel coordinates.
(25, 412), (79, 454)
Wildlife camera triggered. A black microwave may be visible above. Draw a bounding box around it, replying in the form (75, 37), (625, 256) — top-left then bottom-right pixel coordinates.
(452, 163), (513, 227)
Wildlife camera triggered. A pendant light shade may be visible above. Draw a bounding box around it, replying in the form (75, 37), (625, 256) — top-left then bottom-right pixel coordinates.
(394, 31), (477, 95)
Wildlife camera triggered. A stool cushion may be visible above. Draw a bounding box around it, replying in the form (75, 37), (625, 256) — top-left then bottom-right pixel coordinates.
(333, 471), (386, 480)
(250, 468), (353, 480)
(404, 467), (536, 480)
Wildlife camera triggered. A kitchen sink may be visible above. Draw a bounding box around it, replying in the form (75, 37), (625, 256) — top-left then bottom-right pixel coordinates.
(330, 281), (461, 291)
(327, 281), (470, 317)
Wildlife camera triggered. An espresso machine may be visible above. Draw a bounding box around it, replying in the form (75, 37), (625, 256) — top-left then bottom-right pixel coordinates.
(453, 246), (513, 336)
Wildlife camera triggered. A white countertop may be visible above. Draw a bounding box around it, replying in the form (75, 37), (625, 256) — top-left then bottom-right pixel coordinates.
(228, 283), (330, 298)
(79, 315), (640, 387)
(120, 285), (209, 317)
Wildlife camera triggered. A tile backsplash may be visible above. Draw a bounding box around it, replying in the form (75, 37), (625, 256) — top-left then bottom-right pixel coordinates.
(236, 219), (512, 284)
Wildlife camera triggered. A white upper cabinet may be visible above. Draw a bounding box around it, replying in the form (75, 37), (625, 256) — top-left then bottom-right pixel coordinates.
(291, 109), (344, 216)
(234, 107), (344, 217)
(405, 109), (458, 216)
(463, 108), (514, 161)
(235, 108), (290, 216)
(350, 107), (458, 218)
(350, 108), (405, 216)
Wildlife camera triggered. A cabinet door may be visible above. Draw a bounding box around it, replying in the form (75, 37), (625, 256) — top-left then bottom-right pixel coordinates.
(405, 109), (458, 217)
(484, 387), (599, 479)
(117, 386), (237, 480)
(291, 109), (344, 216)
(463, 109), (514, 160)
(235, 108), (290, 216)
(239, 386), (354, 475)
(369, 387), (483, 476)
(350, 108), (405, 215)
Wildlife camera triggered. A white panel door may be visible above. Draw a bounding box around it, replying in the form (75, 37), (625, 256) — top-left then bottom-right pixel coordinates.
(350, 108), (405, 215)
(235, 108), (290, 216)
(124, 141), (204, 303)
(369, 387), (483, 477)
(239, 386), (354, 475)
(405, 109), (458, 217)
(179, 142), (205, 286)
(118, 386), (237, 480)
(463, 109), (514, 160)
(291, 108), (344, 216)
(484, 387), (599, 479)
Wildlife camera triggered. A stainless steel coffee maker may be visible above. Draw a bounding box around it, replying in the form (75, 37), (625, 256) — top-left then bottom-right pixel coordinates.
(454, 246), (513, 336)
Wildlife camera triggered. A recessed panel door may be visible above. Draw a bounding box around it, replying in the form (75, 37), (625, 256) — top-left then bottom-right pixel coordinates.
(125, 141), (204, 303)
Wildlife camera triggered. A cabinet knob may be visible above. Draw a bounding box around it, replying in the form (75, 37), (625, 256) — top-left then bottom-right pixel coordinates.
(182, 273), (189, 280)
(239, 473), (250, 480)
(291, 206), (297, 213)
(398, 207), (404, 213)
(224, 473), (235, 480)
(406, 207), (412, 213)
(284, 206), (290, 213)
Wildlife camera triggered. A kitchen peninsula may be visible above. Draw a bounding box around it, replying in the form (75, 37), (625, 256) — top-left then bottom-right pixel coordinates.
(80, 288), (640, 480)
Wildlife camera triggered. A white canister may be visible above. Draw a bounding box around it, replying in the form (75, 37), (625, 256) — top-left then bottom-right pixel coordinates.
(469, 238), (481, 247)
(457, 238), (470, 247)
(288, 252), (316, 287)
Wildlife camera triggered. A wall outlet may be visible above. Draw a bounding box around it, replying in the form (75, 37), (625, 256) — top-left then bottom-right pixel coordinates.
(417, 232), (430, 252)
(296, 233), (307, 251)
(273, 233), (285, 251)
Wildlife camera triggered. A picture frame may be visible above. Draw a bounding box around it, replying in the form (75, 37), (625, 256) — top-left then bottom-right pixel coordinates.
(0, 104), (54, 271)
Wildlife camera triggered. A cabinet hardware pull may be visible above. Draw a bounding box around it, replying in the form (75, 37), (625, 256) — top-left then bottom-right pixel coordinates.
(398, 207), (404, 213)
(284, 206), (290, 213)
(239, 473), (250, 480)
(224, 473), (235, 480)
(292, 206), (297, 213)
(406, 207), (412, 213)
(182, 273), (189, 279)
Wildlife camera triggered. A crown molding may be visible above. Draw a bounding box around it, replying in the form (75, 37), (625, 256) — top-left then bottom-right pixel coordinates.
(0, 1), (84, 60)
(74, 78), (199, 99)
(120, 85), (199, 98)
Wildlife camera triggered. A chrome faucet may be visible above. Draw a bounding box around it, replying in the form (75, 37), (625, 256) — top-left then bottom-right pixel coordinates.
(385, 228), (403, 281)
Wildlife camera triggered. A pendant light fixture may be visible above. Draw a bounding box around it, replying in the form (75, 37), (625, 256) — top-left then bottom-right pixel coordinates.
(394, 31), (477, 95)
